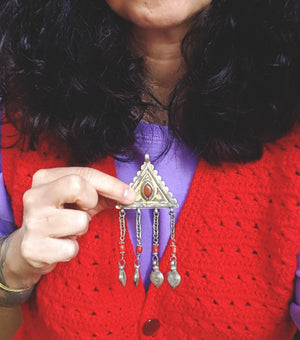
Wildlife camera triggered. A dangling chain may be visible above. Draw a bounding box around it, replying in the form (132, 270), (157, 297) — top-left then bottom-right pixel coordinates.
(167, 208), (181, 288)
(152, 208), (160, 263)
(170, 208), (176, 254)
(117, 154), (180, 289)
(118, 209), (126, 286)
(118, 208), (181, 289)
(133, 209), (143, 287)
(150, 209), (164, 288)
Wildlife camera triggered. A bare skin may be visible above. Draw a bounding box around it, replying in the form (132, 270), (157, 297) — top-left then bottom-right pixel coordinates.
(131, 25), (187, 124)
(2, 168), (136, 292)
(107, 0), (211, 124)
(0, 0), (211, 305)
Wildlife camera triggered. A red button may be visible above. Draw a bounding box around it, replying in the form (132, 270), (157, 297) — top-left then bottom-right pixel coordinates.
(142, 319), (160, 336)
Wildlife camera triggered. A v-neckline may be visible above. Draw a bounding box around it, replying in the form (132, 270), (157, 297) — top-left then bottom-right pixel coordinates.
(121, 157), (213, 293)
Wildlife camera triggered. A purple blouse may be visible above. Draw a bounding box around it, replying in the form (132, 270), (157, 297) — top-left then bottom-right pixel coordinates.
(115, 122), (199, 287)
(0, 126), (14, 234)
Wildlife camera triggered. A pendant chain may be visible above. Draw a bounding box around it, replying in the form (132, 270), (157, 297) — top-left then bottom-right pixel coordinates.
(117, 154), (180, 288)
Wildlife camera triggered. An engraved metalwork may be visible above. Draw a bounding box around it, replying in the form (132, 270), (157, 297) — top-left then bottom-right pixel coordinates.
(116, 154), (178, 210)
(118, 209), (127, 286)
(134, 209), (142, 287)
(133, 262), (140, 287)
(116, 155), (181, 289)
(167, 208), (181, 288)
(150, 262), (164, 288)
(150, 209), (164, 288)
(167, 260), (181, 288)
(118, 262), (126, 287)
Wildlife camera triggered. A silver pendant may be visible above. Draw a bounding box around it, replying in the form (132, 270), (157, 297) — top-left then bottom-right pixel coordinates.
(150, 262), (164, 288)
(118, 263), (126, 287)
(117, 154), (180, 289)
(167, 260), (181, 288)
(133, 263), (140, 287)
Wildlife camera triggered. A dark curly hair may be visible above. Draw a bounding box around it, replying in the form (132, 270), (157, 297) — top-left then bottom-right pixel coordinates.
(0, 0), (299, 164)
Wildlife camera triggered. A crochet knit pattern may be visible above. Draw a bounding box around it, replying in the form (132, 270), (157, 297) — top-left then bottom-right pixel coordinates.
(1, 123), (300, 339)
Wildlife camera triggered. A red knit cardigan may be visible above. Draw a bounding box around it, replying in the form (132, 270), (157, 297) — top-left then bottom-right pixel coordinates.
(2, 123), (300, 339)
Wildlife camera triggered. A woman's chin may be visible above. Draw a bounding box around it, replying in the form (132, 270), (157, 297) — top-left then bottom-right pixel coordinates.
(105, 0), (210, 29)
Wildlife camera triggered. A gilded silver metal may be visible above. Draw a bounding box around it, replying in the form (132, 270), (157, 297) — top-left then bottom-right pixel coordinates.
(150, 262), (164, 288)
(167, 260), (181, 288)
(150, 209), (164, 288)
(134, 209), (142, 287)
(116, 155), (181, 288)
(167, 208), (181, 288)
(118, 209), (127, 286)
(133, 262), (140, 287)
(118, 261), (126, 287)
(116, 154), (178, 210)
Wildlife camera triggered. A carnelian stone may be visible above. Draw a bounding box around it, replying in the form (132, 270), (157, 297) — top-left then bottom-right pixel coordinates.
(136, 246), (143, 254)
(170, 245), (177, 254)
(143, 183), (153, 198)
(119, 243), (126, 252)
(152, 245), (159, 253)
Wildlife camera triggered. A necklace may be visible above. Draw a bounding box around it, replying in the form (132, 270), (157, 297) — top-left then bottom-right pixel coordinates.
(117, 154), (181, 289)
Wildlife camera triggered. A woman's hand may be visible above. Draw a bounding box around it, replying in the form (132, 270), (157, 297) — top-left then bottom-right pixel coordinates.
(2, 167), (136, 290)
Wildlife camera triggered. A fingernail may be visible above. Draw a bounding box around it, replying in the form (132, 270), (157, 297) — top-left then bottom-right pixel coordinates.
(123, 187), (136, 202)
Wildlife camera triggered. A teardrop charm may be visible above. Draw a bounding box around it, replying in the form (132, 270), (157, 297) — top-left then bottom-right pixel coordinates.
(133, 263), (140, 287)
(167, 260), (181, 288)
(118, 263), (126, 287)
(150, 262), (164, 288)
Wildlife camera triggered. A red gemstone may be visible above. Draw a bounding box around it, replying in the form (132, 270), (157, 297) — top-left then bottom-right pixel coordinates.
(143, 183), (153, 198)
(119, 243), (126, 252)
(170, 245), (177, 254)
(152, 245), (159, 253)
(136, 246), (143, 254)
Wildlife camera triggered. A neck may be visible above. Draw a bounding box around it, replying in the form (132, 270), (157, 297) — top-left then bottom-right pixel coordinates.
(130, 25), (188, 124)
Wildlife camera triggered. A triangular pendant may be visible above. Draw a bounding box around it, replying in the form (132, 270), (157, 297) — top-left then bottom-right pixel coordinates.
(117, 154), (178, 210)
(116, 154), (181, 289)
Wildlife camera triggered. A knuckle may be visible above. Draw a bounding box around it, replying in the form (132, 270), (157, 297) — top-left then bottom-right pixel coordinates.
(23, 212), (46, 233)
(77, 213), (89, 234)
(63, 240), (79, 260)
(67, 174), (85, 195)
(23, 216), (36, 232)
(32, 169), (48, 186)
(22, 189), (36, 208)
(21, 240), (30, 260)
(78, 167), (94, 182)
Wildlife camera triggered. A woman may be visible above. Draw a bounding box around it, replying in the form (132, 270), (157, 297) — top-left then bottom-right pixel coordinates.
(0, 0), (299, 338)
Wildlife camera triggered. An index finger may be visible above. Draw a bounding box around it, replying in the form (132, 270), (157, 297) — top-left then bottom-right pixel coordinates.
(32, 167), (136, 205)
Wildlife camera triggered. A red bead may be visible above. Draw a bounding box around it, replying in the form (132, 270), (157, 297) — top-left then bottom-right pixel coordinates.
(119, 243), (126, 252)
(136, 245), (143, 254)
(152, 245), (159, 253)
(143, 183), (153, 198)
(119, 259), (125, 266)
(170, 245), (177, 254)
